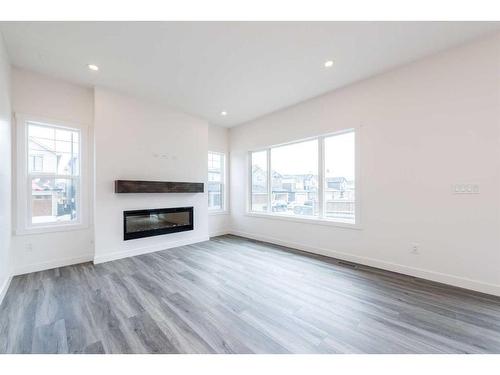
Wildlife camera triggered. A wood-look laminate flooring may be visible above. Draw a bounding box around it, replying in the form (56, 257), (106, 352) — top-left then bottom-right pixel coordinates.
(1, 235), (500, 354)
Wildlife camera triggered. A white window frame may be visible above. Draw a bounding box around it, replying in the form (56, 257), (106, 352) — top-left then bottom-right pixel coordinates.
(246, 128), (361, 229)
(208, 151), (227, 214)
(15, 114), (89, 235)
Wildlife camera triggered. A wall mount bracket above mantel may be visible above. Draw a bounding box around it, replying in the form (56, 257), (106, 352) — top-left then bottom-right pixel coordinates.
(115, 180), (204, 193)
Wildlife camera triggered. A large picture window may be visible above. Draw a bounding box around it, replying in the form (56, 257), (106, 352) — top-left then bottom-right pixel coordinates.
(249, 129), (356, 224)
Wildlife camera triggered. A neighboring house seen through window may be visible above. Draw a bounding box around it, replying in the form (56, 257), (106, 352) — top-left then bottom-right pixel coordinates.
(27, 121), (81, 226)
(249, 130), (356, 224)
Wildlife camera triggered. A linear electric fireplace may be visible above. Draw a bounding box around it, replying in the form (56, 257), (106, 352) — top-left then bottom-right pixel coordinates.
(123, 207), (193, 240)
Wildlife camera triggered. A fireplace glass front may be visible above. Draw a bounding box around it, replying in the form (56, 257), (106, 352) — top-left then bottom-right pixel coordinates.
(123, 207), (193, 240)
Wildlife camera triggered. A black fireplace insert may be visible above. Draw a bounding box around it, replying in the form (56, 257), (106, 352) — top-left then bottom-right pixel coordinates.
(123, 207), (193, 240)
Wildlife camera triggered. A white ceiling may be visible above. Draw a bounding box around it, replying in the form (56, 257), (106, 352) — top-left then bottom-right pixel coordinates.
(1, 22), (499, 127)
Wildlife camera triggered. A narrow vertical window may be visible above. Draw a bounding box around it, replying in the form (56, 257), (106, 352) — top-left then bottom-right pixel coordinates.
(324, 131), (355, 223)
(270, 140), (319, 216)
(208, 151), (225, 211)
(27, 122), (81, 225)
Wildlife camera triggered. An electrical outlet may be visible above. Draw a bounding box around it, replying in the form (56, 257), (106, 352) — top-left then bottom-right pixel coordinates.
(411, 243), (419, 255)
(25, 243), (33, 252)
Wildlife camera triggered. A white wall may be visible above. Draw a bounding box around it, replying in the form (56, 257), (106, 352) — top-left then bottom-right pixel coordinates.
(229, 33), (500, 296)
(208, 124), (231, 236)
(0, 34), (12, 304)
(11, 68), (94, 274)
(93, 88), (209, 263)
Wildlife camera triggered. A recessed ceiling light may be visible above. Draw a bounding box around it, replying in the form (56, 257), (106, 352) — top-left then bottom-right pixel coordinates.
(87, 64), (99, 71)
(221, 111), (228, 116)
(324, 60), (334, 68)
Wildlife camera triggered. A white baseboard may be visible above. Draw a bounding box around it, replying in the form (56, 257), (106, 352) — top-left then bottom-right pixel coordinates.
(230, 229), (500, 297)
(93, 235), (210, 264)
(0, 275), (13, 306)
(14, 254), (95, 276)
(9, 229), (499, 298)
(209, 229), (231, 238)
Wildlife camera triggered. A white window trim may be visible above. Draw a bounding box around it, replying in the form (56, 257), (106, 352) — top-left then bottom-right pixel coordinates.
(246, 128), (361, 230)
(208, 151), (228, 214)
(245, 211), (362, 229)
(15, 113), (89, 235)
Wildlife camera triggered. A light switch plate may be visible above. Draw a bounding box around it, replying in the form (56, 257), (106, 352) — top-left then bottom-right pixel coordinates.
(452, 184), (479, 194)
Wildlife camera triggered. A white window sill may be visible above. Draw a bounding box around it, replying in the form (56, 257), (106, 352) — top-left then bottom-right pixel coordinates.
(15, 222), (88, 236)
(208, 210), (230, 216)
(244, 212), (362, 230)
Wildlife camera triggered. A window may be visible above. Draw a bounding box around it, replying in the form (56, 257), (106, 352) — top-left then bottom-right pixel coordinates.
(208, 151), (226, 211)
(249, 129), (356, 224)
(18, 118), (83, 232)
(324, 131), (355, 222)
(271, 140), (319, 216)
(251, 150), (267, 212)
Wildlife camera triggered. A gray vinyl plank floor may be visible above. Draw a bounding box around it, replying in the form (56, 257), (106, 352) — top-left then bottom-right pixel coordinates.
(1, 234), (500, 354)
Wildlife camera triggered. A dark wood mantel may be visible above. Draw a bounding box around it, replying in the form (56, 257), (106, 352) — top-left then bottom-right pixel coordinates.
(115, 180), (204, 193)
